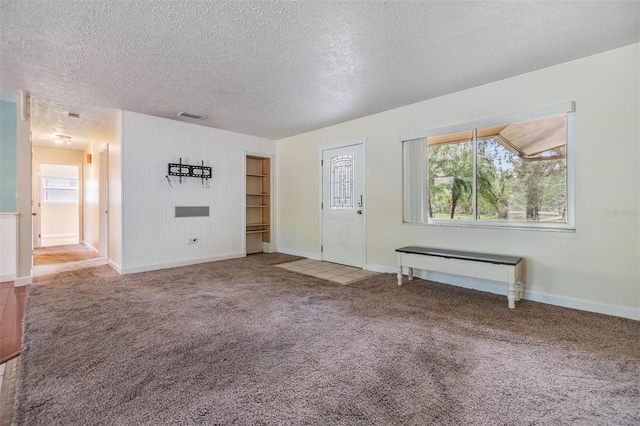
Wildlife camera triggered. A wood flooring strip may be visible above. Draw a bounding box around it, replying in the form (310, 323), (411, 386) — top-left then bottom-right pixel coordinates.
(0, 283), (24, 362)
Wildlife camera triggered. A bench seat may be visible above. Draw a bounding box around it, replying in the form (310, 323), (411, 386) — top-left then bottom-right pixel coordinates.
(396, 246), (524, 309)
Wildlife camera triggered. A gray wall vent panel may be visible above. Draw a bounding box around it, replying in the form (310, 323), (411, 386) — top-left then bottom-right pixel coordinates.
(175, 206), (210, 218)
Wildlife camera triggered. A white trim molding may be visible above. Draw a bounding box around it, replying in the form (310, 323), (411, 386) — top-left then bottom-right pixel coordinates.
(83, 241), (100, 254)
(119, 253), (245, 275)
(0, 213), (19, 282)
(277, 247), (321, 261)
(401, 102), (576, 142)
(14, 275), (33, 287)
(367, 265), (639, 321)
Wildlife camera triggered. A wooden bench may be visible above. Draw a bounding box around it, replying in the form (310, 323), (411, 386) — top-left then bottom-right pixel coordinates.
(396, 246), (524, 309)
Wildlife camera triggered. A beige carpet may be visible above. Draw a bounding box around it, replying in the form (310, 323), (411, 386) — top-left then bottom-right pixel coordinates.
(16, 253), (640, 425)
(33, 244), (100, 265)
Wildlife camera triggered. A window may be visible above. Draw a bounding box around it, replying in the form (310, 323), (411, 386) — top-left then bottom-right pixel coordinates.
(403, 103), (574, 229)
(330, 155), (355, 209)
(42, 176), (79, 204)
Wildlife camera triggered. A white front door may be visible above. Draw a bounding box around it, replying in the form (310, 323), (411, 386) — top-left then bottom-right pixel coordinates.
(321, 143), (365, 268)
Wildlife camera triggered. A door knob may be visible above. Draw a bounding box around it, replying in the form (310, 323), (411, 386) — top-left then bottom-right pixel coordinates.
(357, 210), (362, 215)
(31, 213), (36, 216)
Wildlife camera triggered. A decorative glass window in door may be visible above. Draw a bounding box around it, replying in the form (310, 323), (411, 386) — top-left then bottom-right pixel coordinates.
(330, 155), (355, 209)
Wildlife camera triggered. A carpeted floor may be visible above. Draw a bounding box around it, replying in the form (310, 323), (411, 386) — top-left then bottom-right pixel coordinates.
(16, 253), (640, 425)
(33, 244), (100, 265)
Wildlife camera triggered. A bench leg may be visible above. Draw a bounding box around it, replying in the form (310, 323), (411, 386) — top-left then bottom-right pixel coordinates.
(397, 266), (403, 286)
(408, 267), (414, 281)
(507, 282), (516, 309)
(515, 280), (523, 301)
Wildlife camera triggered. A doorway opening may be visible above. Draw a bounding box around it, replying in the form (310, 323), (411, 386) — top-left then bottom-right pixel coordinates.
(32, 162), (101, 273)
(36, 163), (80, 247)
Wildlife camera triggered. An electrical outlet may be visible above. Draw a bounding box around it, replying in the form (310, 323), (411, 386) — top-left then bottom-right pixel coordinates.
(188, 237), (199, 245)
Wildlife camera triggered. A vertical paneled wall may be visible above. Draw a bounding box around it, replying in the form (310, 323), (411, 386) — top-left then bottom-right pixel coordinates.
(121, 111), (275, 273)
(0, 213), (18, 280)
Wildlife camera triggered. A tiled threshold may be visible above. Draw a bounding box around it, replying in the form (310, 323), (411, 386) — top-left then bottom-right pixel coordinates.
(0, 357), (18, 426)
(276, 259), (378, 284)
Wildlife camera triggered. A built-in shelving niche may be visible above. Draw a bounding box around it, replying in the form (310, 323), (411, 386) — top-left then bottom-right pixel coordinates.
(246, 155), (271, 254)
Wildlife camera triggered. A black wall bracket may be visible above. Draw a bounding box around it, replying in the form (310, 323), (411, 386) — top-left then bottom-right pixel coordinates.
(167, 158), (211, 185)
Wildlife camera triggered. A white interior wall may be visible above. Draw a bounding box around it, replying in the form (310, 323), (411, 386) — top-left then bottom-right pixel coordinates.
(83, 111), (122, 264)
(277, 44), (640, 319)
(83, 112), (122, 255)
(15, 92), (31, 285)
(108, 112), (123, 269)
(83, 144), (99, 252)
(121, 111), (276, 273)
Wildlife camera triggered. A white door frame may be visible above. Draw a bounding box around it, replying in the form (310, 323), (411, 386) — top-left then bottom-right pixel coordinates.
(99, 145), (109, 258)
(319, 138), (367, 268)
(31, 156), (41, 249)
(34, 161), (82, 248)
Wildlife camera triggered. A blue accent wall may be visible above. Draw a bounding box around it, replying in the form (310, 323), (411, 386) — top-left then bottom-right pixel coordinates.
(0, 100), (17, 212)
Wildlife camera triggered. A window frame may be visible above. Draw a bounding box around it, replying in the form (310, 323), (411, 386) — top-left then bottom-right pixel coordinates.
(41, 175), (80, 205)
(402, 102), (575, 231)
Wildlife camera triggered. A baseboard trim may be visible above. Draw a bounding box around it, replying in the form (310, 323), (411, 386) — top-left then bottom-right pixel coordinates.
(83, 241), (99, 254)
(107, 260), (122, 274)
(524, 289), (640, 321)
(367, 263), (639, 320)
(365, 263), (397, 274)
(276, 247), (321, 261)
(14, 275), (32, 287)
(120, 253), (245, 275)
(0, 273), (16, 282)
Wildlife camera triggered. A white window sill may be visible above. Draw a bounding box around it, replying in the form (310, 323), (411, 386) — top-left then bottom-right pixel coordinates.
(404, 220), (576, 233)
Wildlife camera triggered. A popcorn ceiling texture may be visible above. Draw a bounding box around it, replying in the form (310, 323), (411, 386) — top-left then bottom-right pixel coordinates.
(0, 0), (638, 146)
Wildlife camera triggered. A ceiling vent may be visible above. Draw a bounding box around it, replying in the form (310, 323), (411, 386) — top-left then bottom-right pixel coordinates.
(177, 111), (206, 120)
(68, 112), (80, 119)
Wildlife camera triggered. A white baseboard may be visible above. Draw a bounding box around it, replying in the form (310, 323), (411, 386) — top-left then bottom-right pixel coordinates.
(83, 241), (99, 254)
(524, 289), (640, 321)
(367, 263), (639, 321)
(108, 260), (122, 274)
(119, 253), (245, 275)
(365, 263), (397, 274)
(277, 247), (321, 261)
(0, 273), (15, 281)
(14, 275), (32, 287)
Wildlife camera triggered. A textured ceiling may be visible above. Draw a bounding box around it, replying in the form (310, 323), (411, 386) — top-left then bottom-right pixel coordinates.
(1, 1), (638, 151)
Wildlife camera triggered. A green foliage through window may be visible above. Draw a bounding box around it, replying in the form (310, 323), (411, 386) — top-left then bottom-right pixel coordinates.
(426, 114), (568, 224)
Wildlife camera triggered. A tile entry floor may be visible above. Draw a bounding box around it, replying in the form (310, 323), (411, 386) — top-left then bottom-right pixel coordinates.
(276, 259), (378, 284)
(0, 357), (18, 426)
